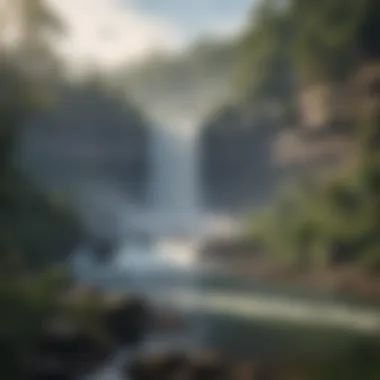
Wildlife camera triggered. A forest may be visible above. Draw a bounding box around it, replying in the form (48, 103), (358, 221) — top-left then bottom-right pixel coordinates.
(0, 0), (150, 376)
(1, 0), (380, 378)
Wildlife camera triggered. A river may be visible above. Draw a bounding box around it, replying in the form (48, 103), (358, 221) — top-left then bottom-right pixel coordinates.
(73, 239), (380, 380)
(72, 117), (380, 379)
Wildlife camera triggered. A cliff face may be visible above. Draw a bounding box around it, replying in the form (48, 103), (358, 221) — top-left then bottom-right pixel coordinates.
(200, 105), (280, 212)
(16, 83), (150, 213)
(275, 65), (380, 179)
(200, 72), (373, 212)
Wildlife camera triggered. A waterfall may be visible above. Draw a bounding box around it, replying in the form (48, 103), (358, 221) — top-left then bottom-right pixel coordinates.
(151, 122), (199, 210)
(134, 119), (202, 236)
(112, 119), (202, 270)
(145, 119), (239, 239)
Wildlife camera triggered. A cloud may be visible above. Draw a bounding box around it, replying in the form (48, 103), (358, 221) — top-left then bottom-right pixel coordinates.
(45, 0), (185, 71)
(202, 17), (248, 40)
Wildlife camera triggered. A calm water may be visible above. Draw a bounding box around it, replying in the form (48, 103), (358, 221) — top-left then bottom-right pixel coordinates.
(77, 243), (380, 345)
(75, 241), (380, 380)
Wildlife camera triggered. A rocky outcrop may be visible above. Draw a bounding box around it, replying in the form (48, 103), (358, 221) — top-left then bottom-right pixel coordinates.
(297, 82), (355, 131)
(126, 351), (189, 380)
(200, 236), (262, 260)
(200, 105), (279, 212)
(188, 351), (230, 380)
(61, 287), (152, 346)
(125, 351), (229, 380)
(28, 358), (72, 380)
(33, 320), (111, 376)
(17, 82), (150, 219)
(103, 296), (151, 345)
(272, 129), (353, 180)
(150, 305), (187, 334)
(200, 65), (380, 213)
(200, 79), (360, 213)
(26, 288), (152, 380)
(125, 351), (277, 380)
(125, 340), (380, 380)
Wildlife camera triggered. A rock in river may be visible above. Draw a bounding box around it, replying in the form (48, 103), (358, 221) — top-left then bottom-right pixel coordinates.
(102, 294), (151, 346)
(126, 351), (189, 380)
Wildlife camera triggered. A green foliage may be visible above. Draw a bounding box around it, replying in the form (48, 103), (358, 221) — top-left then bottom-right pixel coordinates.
(309, 337), (380, 380)
(0, 114), (82, 377)
(0, 262), (70, 377)
(0, 3), (87, 378)
(235, 0), (294, 101)
(236, 0), (380, 272)
(249, 105), (380, 272)
(290, 0), (364, 83)
(236, 0), (380, 100)
(0, 169), (83, 269)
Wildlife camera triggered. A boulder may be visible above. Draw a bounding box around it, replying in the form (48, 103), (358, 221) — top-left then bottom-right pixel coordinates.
(188, 351), (229, 380)
(60, 288), (151, 346)
(125, 350), (235, 380)
(103, 295), (151, 346)
(250, 364), (274, 380)
(126, 351), (189, 380)
(36, 319), (110, 375)
(151, 306), (187, 333)
(229, 361), (257, 380)
(27, 356), (73, 380)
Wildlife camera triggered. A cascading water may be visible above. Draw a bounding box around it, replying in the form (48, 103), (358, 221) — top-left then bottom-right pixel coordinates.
(81, 117), (380, 380)
(147, 120), (201, 235)
(113, 118), (203, 273)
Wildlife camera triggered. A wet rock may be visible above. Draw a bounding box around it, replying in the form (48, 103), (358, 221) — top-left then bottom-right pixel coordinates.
(250, 364), (274, 380)
(151, 306), (187, 334)
(36, 319), (110, 375)
(230, 361), (257, 380)
(125, 350), (236, 380)
(103, 295), (151, 346)
(61, 287), (151, 346)
(27, 356), (73, 380)
(126, 351), (189, 380)
(37, 320), (81, 360)
(188, 351), (229, 380)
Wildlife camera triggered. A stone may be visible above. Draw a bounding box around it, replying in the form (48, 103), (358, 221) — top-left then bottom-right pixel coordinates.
(188, 351), (230, 380)
(230, 361), (257, 380)
(126, 351), (189, 380)
(36, 319), (111, 376)
(27, 356), (73, 380)
(103, 295), (151, 346)
(151, 306), (187, 333)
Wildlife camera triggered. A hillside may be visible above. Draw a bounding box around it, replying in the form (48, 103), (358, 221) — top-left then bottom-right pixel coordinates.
(18, 79), (149, 197)
(200, 0), (380, 212)
(200, 0), (380, 280)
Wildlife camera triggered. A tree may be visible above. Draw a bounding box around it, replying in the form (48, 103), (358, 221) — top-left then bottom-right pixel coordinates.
(5, 0), (63, 60)
(290, 0), (365, 84)
(235, 0), (294, 101)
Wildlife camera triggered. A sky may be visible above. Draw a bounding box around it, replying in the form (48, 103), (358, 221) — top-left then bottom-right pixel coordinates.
(46, 0), (254, 71)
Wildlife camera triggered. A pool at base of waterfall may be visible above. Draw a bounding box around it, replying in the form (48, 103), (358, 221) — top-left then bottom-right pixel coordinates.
(73, 238), (380, 380)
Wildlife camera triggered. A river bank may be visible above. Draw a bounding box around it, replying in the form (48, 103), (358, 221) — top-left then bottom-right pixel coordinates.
(26, 270), (377, 380)
(85, 298), (380, 380)
(57, 244), (380, 380)
(200, 241), (380, 300)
